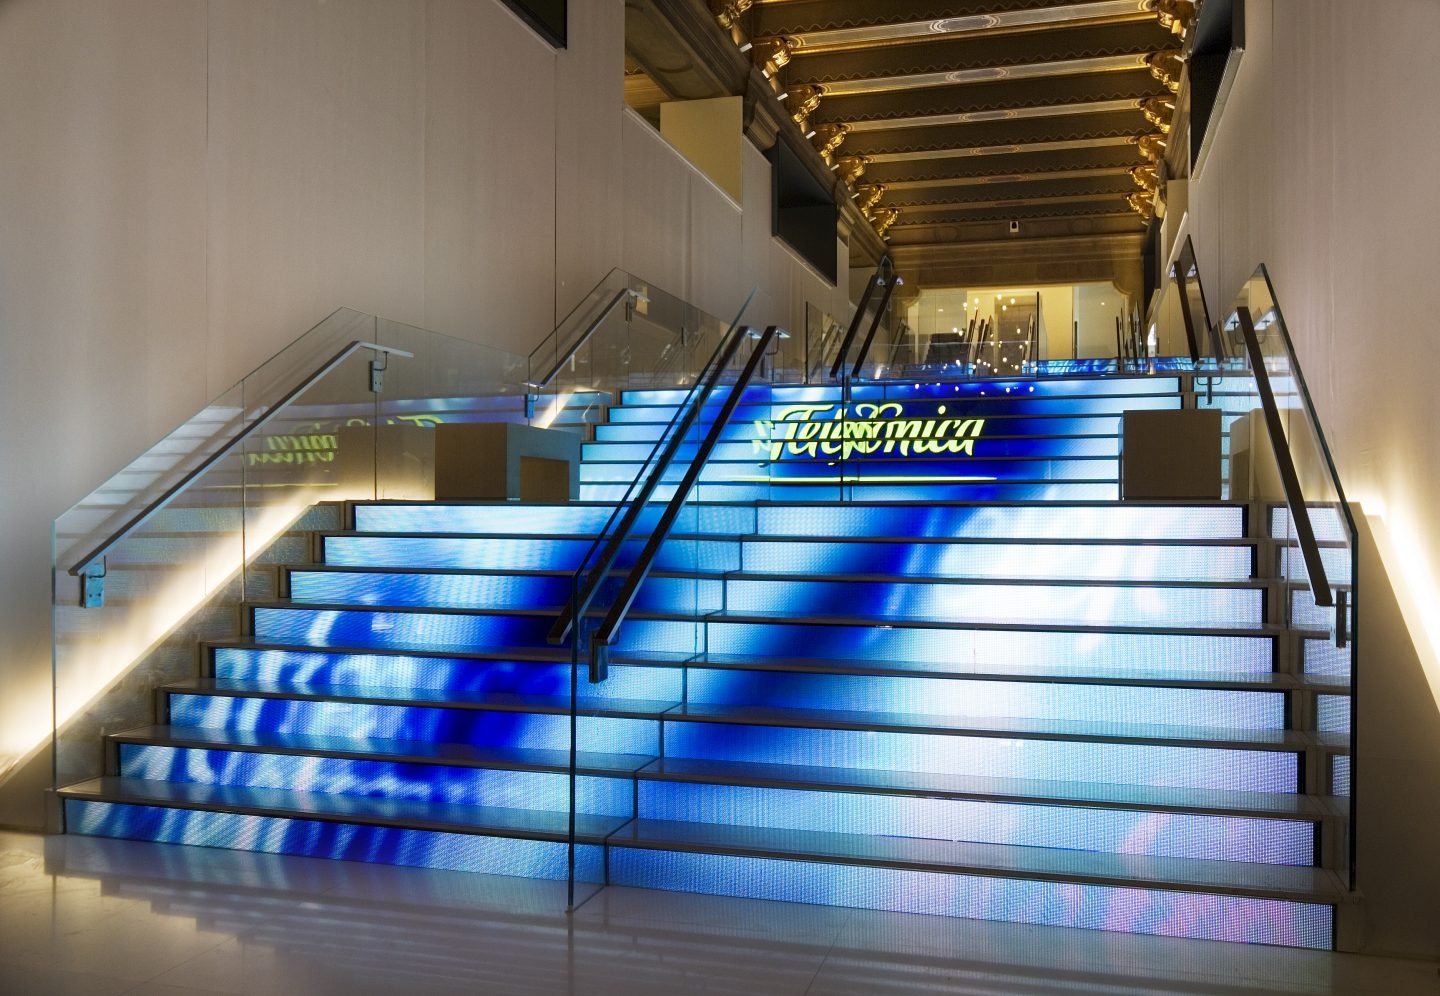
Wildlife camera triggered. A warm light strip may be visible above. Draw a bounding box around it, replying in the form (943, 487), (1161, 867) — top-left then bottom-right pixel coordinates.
(845, 99), (1141, 132)
(789, 2), (1156, 52)
(868, 135), (1135, 164)
(1365, 502), (1440, 712)
(816, 55), (1150, 97)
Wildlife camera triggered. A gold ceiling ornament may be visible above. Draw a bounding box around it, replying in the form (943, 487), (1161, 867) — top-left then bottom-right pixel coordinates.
(1128, 189), (1157, 221)
(1130, 164), (1160, 191)
(1142, 95), (1176, 133)
(872, 207), (900, 238)
(1146, 51), (1184, 93)
(1155, 0), (1199, 38)
(1135, 131), (1168, 163)
(854, 183), (886, 216)
(751, 36), (797, 77)
(782, 84), (824, 128)
(834, 154), (870, 187)
(810, 123), (850, 162)
(709, 0), (753, 31)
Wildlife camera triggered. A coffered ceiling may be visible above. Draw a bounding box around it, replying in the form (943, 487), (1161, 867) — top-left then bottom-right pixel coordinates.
(625, 0), (1191, 291)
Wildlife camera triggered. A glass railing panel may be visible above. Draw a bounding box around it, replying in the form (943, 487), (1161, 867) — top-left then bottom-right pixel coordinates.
(1218, 266), (1357, 886)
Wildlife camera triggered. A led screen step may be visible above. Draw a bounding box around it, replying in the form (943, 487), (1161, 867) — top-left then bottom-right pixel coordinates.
(674, 669), (1287, 732)
(621, 376), (1185, 407)
(577, 456), (1119, 485)
(113, 742), (635, 818)
(605, 393), (1181, 423)
(579, 480), (1122, 503)
(632, 780), (1314, 866)
(613, 616), (1274, 674)
(595, 414), (1129, 443)
(584, 435), (1123, 464)
(210, 646), (682, 703)
(251, 604), (562, 654)
(352, 502), (627, 537)
(163, 686), (661, 757)
(59, 782), (611, 880)
(111, 725), (655, 778)
(634, 756), (1338, 822)
(604, 825), (1339, 947)
(320, 534), (1256, 583)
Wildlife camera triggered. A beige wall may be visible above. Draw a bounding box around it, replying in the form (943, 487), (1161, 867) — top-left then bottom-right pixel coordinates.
(1187, 0), (1440, 957)
(0, 0), (853, 827)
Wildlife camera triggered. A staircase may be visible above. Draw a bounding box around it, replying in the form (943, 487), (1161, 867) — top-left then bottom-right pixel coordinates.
(58, 371), (1354, 950)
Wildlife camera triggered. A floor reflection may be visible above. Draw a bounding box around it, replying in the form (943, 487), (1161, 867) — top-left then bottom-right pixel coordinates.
(0, 831), (1435, 996)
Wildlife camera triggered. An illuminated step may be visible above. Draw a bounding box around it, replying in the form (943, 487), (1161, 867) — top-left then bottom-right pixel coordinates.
(583, 435), (1122, 463)
(677, 669), (1286, 731)
(633, 781), (1314, 865)
(112, 725), (655, 777)
(114, 743), (635, 817)
(606, 393), (1180, 422)
(210, 646), (682, 702)
(579, 480), (1121, 502)
(604, 828), (1338, 948)
(164, 685), (663, 756)
(1270, 505), (1349, 543)
(596, 413), (1131, 443)
(284, 569), (724, 615)
(319, 535), (1255, 583)
(693, 576), (1267, 629)
(1277, 544), (1354, 586)
(352, 502), (626, 536)
(60, 786), (610, 880)
(577, 456), (1118, 484)
(251, 604), (565, 653)
(613, 617), (1274, 673)
(621, 376), (1184, 406)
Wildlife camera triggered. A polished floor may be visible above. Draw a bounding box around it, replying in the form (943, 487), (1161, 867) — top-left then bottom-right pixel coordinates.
(1, 831), (1436, 996)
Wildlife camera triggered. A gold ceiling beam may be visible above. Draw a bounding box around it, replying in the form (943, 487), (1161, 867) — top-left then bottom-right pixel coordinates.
(818, 54), (1151, 98)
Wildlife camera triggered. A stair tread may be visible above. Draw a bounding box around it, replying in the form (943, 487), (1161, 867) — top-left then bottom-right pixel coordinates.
(60, 777), (631, 842)
(637, 757), (1340, 819)
(664, 701), (1345, 751)
(333, 529), (1260, 548)
(608, 818), (1350, 902)
(113, 725), (655, 775)
(170, 677), (680, 717)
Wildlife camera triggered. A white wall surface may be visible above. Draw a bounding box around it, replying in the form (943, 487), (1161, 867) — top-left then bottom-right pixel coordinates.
(1187, 0), (1440, 957)
(0, 1), (849, 827)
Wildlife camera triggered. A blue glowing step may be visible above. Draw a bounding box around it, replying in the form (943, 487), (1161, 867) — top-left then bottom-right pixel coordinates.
(616, 615), (1272, 672)
(634, 756), (1338, 822)
(321, 535), (602, 572)
(60, 782), (616, 864)
(113, 742), (635, 817)
(603, 825), (1341, 946)
(579, 480), (1121, 503)
(321, 534), (1257, 583)
(210, 645), (682, 702)
(594, 413), (1128, 443)
(583, 435), (1122, 463)
(621, 376), (1185, 407)
(632, 780), (1314, 866)
(349, 501), (755, 537)
(164, 684), (662, 757)
(674, 669), (1286, 731)
(577, 456), (1118, 485)
(250, 604), (567, 654)
(111, 724), (654, 777)
(606, 393), (1180, 423)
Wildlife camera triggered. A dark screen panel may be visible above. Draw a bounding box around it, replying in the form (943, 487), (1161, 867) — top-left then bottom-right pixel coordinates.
(500, 0), (566, 48)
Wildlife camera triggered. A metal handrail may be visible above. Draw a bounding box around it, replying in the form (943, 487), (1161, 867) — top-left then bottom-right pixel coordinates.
(829, 272), (883, 381)
(1234, 306), (1333, 610)
(528, 287), (634, 390)
(66, 339), (413, 578)
(589, 325), (780, 680)
(849, 274), (901, 381)
(546, 321), (756, 649)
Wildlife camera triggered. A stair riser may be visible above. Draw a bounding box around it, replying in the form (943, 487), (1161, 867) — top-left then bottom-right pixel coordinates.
(117, 745), (633, 816)
(64, 800), (603, 881)
(658, 722), (1300, 791)
(623, 377), (1185, 406)
(166, 694), (660, 756)
(606, 395), (1181, 423)
(579, 457), (1117, 485)
(321, 536), (1255, 582)
(283, 572), (1267, 629)
(634, 782), (1315, 865)
(585, 437), (1125, 462)
(580, 482), (1121, 502)
(212, 648), (681, 701)
(605, 849), (1333, 948)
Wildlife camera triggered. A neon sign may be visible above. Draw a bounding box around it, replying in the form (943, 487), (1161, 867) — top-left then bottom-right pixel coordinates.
(753, 403), (985, 461)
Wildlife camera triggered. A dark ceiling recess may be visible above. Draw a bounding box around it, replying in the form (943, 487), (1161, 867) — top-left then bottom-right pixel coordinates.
(626, 1), (1195, 289)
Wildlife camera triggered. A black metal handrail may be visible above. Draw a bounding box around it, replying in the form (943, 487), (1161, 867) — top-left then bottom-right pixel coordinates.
(588, 325), (780, 680)
(829, 272), (882, 381)
(849, 273), (901, 381)
(1234, 305), (1334, 612)
(67, 339), (413, 579)
(546, 322), (756, 649)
